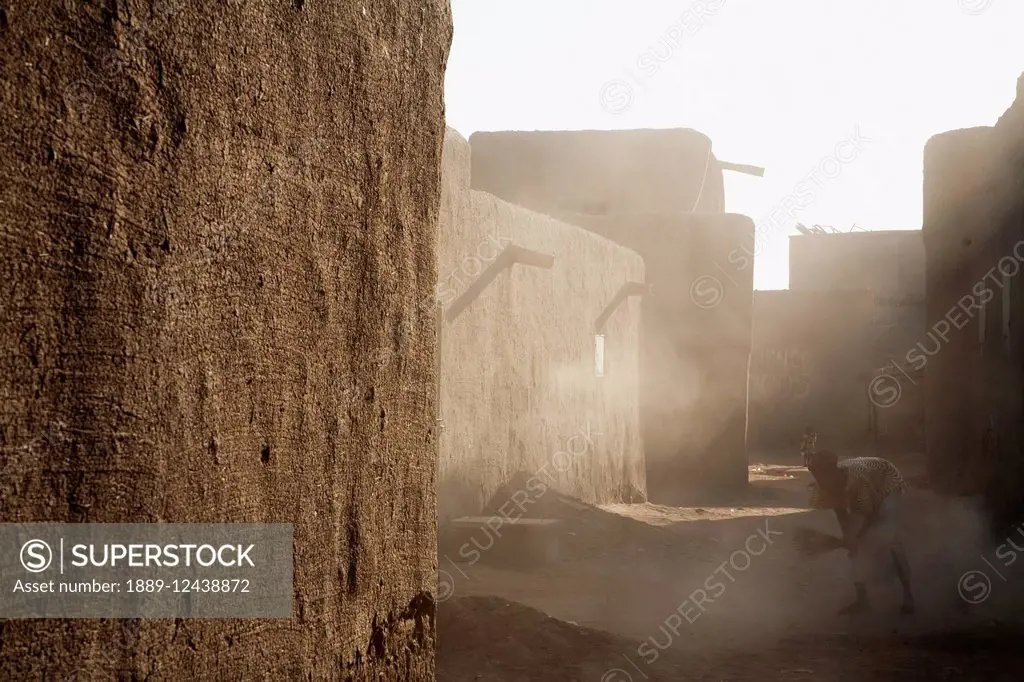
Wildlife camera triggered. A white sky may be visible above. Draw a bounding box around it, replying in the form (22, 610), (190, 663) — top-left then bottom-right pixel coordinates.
(444, 0), (1023, 290)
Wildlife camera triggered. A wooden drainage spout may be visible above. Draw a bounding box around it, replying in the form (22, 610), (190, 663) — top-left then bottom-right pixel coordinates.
(443, 244), (555, 323)
(594, 281), (651, 332)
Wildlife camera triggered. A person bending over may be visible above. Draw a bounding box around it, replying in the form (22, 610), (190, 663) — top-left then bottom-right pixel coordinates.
(807, 450), (915, 615)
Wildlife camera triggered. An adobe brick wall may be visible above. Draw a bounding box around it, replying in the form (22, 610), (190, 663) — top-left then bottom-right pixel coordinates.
(436, 130), (646, 522)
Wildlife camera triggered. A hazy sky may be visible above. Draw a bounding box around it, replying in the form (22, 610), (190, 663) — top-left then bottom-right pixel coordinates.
(444, 0), (1023, 290)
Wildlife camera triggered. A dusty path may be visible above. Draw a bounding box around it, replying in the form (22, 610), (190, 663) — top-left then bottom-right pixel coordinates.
(439, 595), (1023, 681)
(437, 454), (1024, 680)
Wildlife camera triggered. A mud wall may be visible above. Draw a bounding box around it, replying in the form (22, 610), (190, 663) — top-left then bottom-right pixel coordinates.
(436, 131), (645, 521)
(789, 230), (925, 299)
(922, 77), (1024, 529)
(749, 291), (877, 451)
(786, 231), (927, 449)
(922, 128), (996, 495)
(0, 1), (451, 679)
(552, 212), (753, 502)
(468, 129), (724, 216)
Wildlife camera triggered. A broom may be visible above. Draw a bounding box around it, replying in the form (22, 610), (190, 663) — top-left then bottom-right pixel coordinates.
(793, 526), (901, 582)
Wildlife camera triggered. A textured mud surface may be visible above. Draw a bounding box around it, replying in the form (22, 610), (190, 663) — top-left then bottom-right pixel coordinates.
(437, 130), (647, 523)
(0, 0), (451, 678)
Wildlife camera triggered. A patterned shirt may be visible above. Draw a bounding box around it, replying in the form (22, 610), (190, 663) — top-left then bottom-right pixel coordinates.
(808, 457), (906, 517)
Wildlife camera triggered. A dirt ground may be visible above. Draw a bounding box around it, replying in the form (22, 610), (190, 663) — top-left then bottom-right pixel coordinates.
(437, 451), (1024, 681)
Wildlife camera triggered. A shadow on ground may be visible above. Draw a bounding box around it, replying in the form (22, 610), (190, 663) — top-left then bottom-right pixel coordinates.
(438, 455), (1024, 681)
